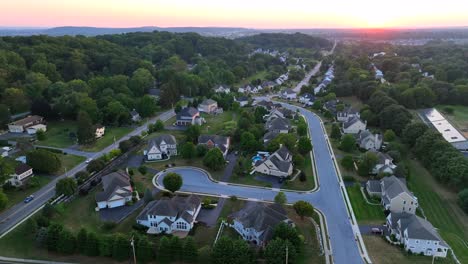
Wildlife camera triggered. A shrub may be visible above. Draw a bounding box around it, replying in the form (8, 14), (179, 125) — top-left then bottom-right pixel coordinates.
(101, 222), (117, 231)
(138, 165), (148, 175)
(299, 172), (306, 182)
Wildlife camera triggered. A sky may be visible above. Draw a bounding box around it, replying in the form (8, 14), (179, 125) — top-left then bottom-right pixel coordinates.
(2, 0), (468, 29)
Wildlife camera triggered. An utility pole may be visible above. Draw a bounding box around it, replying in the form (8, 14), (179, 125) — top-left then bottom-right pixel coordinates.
(130, 236), (137, 264)
(432, 255), (435, 264)
(285, 244), (288, 264)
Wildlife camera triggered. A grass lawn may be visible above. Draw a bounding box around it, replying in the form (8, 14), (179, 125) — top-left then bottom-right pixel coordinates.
(38, 120), (77, 148)
(338, 96), (365, 111)
(284, 153), (316, 191)
(80, 126), (133, 152)
(406, 159), (468, 264)
(230, 174), (273, 188)
(56, 154), (86, 175)
(2, 176), (51, 212)
(437, 104), (468, 138)
(346, 184), (385, 224)
(363, 235), (456, 264)
(200, 110), (238, 135)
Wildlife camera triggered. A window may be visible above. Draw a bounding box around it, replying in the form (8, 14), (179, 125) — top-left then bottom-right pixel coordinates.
(176, 222), (188, 230)
(403, 201), (406, 204)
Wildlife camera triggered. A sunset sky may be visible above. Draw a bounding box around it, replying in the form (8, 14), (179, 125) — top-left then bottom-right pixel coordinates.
(2, 0), (468, 29)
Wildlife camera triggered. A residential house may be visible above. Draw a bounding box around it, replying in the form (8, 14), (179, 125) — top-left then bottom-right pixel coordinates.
(1, 147), (10, 158)
(8, 164), (33, 186)
(26, 124), (47, 135)
(265, 108), (295, 122)
(366, 180), (382, 197)
(375, 69), (384, 80)
(323, 100), (340, 115)
(252, 145), (293, 178)
(314, 83), (327, 95)
(15, 156), (27, 164)
(386, 213), (448, 257)
(255, 100), (282, 111)
(176, 107), (203, 126)
(282, 89), (297, 100)
(230, 203), (293, 247)
(198, 99), (218, 114)
(198, 135), (230, 157)
(148, 89), (161, 100)
(136, 195), (201, 234)
(337, 107), (360, 122)
(235, 96), (249, 107)
(299, 93), (315, 104)
(95, 125), (105, 138)
(8, 115), (45, 133)
(262, 130), (280, 145)
(381, 176), (418, 214)
(96, 171), (133, 209)
(357, 130), (383, 151)
(265, 117), (291, 134)
(261, 81), (276, 89)
(371, 151), (397, 175)
(238, 84), (253, 94)
(130, 109), (141, 122)
(342, 116), (367, 134)
(214, 85), (231, 94)
(144, 134), (177, 161)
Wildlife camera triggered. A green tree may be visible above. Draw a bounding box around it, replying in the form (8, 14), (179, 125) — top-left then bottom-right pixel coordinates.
(163, 172), (183, 193)
(341, 155), (354, 171)
(0, 156), (14, 188)
(383, 130), (396, 142)
(57, 229), (76, 254)
(196, 144), (208, 157)
(47, 223), (64, 251)
(169, 236), (183, 261)
(76, 228), (88, 254)
(180, 142), (196, 159)
(0, 190), (8, 210)
(144, 188), (153, 203)
(112, 234), (131, 261)
(129, 68), (155, 96)
(136, 236), (154, 263)
(297, 137), (312, 154)
(297, 123), (308, 137)
(27, 149), (61, 173)
(36, 129), (46, 141)
(265, 238), (297, 264)
(340, 134), (356, 152)
(42, 203), (57, 218)
(86, 159), (106, 173)
(357, 151), (378, 176)
(56, 178), (78, 196)
(0, 104), (11, 127)
(158, 236), (171, 261)
(185, 125), (201, 143)
(330, 123), (342, 140)
(203, 148), (225, 171)
(183, 237), (198, 262)
(273, 222), (302, 249)
(99, 235), (114, 257)
(137, 95), (157, 118)
(293, 154), (305, 167)
(211, 237), (254, 264)
(240, 131), (259, 153)
(293, 200), (314, 219)
(402, 122), (428, 147)
(458, 189), (468, 213)
(77, 111), (96, 145)
(267, 133), (297, 153)
(274, 192), (287, 205)
(85, 231), (100, 256)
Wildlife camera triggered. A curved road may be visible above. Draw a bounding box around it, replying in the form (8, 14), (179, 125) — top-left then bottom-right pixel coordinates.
(155, 104), (365, 264)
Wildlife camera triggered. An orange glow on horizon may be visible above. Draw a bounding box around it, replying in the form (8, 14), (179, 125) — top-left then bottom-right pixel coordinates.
(1, 0), (468, 29)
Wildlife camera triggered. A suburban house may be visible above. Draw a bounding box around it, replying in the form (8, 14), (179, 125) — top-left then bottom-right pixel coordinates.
(342, 117), (367, 134)
(176, 107), (203, 126)
(230, 203), (293, 247)
(235, 96), (249, 107)
(214, 85), (231, 94)
(366, 180), (382, 197)
(323, 100), (340, 115)
(95, 171), (133, 209)
(282, 89), (297, 100)
(8, 164), (33, 186)
(337, 107), (360, 122)
(265, 117), (291, 134)
(238, 84), (253, 94)
(95, 125), (106, 138)
(144, 134), (178, 161)
(252, 145), (293, 178)
(261, 81), (277, 89)
(357, 130), (383, 151)
(148, 88), (161, 100)
(299, 93), (315, 104)
(26, 124), (47, 135)
(8, 115), (45, 133)
(314, 83), (327, 95)
(371, 151), (397, 175)
(136, 195), (201, 234)
(381, 176), (418, 214)
(198, 99), (218, 114)
(130, 109), (141, 122)
(1, 147), (10, 158)
(255, 100), (282, 111)
(375, 69), (384, 80)
(265, 108), (296, 122)
(262, 130), (280, 145)
(386, 213), (448, 257)
(198, 135), (230, 157)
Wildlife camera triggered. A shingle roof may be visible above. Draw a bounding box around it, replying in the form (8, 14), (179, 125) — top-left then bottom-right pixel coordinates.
(177, 107), (199, 119)
(263, 131), (280, 142)
(266, 117), (291, 131)
(198, 135), (229, 153)
(15, 164), (32, 175)
(137, 195), (201, 222)
(146, 134), (177, 153)
(382, 176), (413, 200)
(269, 155), (292, 173)
(95, 171), (132, 202)
(200, 99), (217, 105)
(389, 213), (447, 246)
(9, 115), (43, 126)
(367, 180), (381, 193)
(275, 145), (292, 161)
(343, 116), (364, 129)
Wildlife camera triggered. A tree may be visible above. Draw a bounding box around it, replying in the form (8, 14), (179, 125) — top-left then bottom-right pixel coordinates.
(57, 229), (76, 254)
(240, 131), (259, 153)
(330, 123), (342, 140)
(36, 129), (46, 141)
(265, 238), (297, 264)
(56, 178), (78, 196)
(137, 95), (157, 118)
(211, 237), (254, 264)
(144, 188), (153, 203)
(112, 233), (131, 261)
(119, 139), (133, 153)
(273, 222), (302, 249)
(357, 151), (378, 176)
(136, 236), (154, 263)
(297, 137), (312, 154)
(0, 156), (14, 184)
(203, 148), (225, 171)
(196, 144), (208, 157)
(27, 149), (61, 173)
(42, 203), (57, 218)
(47, 223), (64, 251)
(379, 104), (412, 135)
(293, 200), (314, 219)
(158, 236), (171, 261)
(180, 142), (196, 159)
(267, 133), (297, 153)
(341, 155), (354, 171)
(297, 123), (308, 136)
(77, 111), (96, 145)
(402, 122), (428, 147)
(129, 68), (154, 96)
(0, 104), (11, 127)
(293, 154), (305, 167)
(85, 232), (100, 256)
(185, 125), (201, 143)
(163, 172), (183, 193)
(169, 236), (183, 261)
(0, 190), (8, 210)
(458, 189), (468, 213)
(274, 192), (287, 205)
(340, 134), (356, 152)
(76, 228), (88, 254)
(383, 130), (396, 142)
(183, 237), (198, 262)
(99, 235), (114, 257)
(86, 159), (106, 173)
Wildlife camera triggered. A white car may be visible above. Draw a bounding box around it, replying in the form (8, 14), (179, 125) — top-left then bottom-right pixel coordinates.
(85, 158), (93, 163)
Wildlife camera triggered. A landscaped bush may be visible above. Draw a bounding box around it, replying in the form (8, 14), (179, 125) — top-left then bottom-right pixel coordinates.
(299, 171), (307, 182)
(138, 165), (147, 175)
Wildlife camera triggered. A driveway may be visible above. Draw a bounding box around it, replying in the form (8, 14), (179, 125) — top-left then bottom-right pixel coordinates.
(127, 154), (144, 168)
(99, 200), (144, 223)
(221, 153), (238, 181)
(359, 224), (385, 235)
(197, 198), (226, 227)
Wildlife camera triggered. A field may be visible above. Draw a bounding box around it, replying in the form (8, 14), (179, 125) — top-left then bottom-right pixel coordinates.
(284, 152), (316, 190)
(406, 159), (468, 264)
(38, 120), (77, 148)
(200, 111), (238, 135)
(346, 184), (385, 224)
(338, 96), (365, 111)
(56, 154), (86, 175)
(437, 105), (468, 138)
(80, 126), (133, 152)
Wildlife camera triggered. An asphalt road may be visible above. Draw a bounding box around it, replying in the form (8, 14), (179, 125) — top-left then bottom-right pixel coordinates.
(155, 104), (364, 264)
(0, 110), (175, 237)
(293, 61), (322, 93)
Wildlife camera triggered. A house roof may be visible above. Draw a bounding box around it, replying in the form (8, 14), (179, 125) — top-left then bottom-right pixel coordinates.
(236, 96), (249, 102)
(198, 135), (229, 153)
(284, 89), (296, 94)
(367, 180), (381, 193)
(146, 134), (177, 153)
(388, 213), (447, 246)
(148, 89), (161, 96)
(96, 171), (132, 202)
(275, 145), (292, 161)
(263, 131), (280, 142)
(382, 176), (413, 200)
(177, 107), (199, 119)
(14, 164), (32, 175)
(130, 109), (139, 116)
(200, 99), (217, 106)
(266, 117), (291, 131)
(137, 195), (201, 221)
(300, 93), (314, 99)
(343, 116), (365, 129)
(269, 155), (292, 173)
(9, 115), (43, 126)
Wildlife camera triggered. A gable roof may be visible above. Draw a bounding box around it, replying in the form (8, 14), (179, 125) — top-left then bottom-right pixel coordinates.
(343, 116), (365, 129)
(198, 135), (230, 153)
(9, 115), (43, 126)
(14, 164), (32, 175)
(146, 134), (177, 153)
(382, 176), (414, 200)
(269, 155), (292, 173)
(263, 131), (280, 142)
(367, 180), (381, 193)
(266, 117), (291, 131)
(96, 171), (132, 202)
(177, 107), (199, 119)
(388, 213), (447, 246)
(137, 195), (201, 221)
(236, 96), (249, 102)
(200, 99), (217, 106)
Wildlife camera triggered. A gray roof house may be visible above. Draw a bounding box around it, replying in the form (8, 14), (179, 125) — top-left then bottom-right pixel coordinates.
(130, 109), (141, 122)
(357, 130), (383, 151)
(263, 130), (280, 144)
(337, 106), (360, 122)
(386, 212), (448, 257)
(381, 176), (418, 214)
(342, 116), (367, 134)
(265, 117), (291, 133)
(137, 195), (201, 235)
(176, 107), (202, 126)
(371, 151), (396, 175)
(198, 135), (230, 157)
(145, 134), (178, 161)
(230, 203), (293, 246)
(198, 99), (218, 114)
(96, 171), (133, 209)
(252, 145), (293, 178)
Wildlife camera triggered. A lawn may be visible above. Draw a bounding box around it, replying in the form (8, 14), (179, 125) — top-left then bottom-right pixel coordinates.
(230, 174), (273, 188)
(56, 154), (86, 175)
(406, 159), (468, 264)
(80, 126), (133, 152)
(2, 176), (51, 212)
(346, 184), (385, 224)
(200, 110), (238, 135)
(437, 104), (468, 138)
(244, 70), (268, 84)
(363, 235), (456, 264)
(284, 152), (316, 191)
(38, 120), (77, 148)
(338, 96), (365, 111)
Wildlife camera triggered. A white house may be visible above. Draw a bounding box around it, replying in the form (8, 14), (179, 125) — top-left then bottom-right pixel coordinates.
(26, 124), (47, 135)
(198, 99), (218, 114)
(381, 176), (418, 214)
(144, 134), (177, 161)
(357, 130), (383, 151)
(136, 195), (201, 235)
(95, 125), (105, 139)
(282, 89), (297, 100)
(372, 151), (397, 175)
(299, 93), (315, 104)
(214, 85), (231, 94)
(235, 96), (249, 107)
(8, 115), (45, 133)
(176, 107), (203, 126)
(230, 203), (293, 247)
(386, 213), (449, 257)
(252, 145), (293, 178)
(130, 109), (141, 122)
(342, 117), (367, 134)
(337, 107), (360, 122)
(95, 171), (133, 209)
(1, 147), (11, 158)
(8, 164), (33, 186)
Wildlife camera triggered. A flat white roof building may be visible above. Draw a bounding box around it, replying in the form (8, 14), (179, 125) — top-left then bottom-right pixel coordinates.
(420, 108), (466, 143)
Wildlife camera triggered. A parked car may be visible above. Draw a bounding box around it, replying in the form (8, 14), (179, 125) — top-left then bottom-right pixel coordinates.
(85, 158), (93, 163)
(24, 195), (34, 203)
(371, 228), (383, 235)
